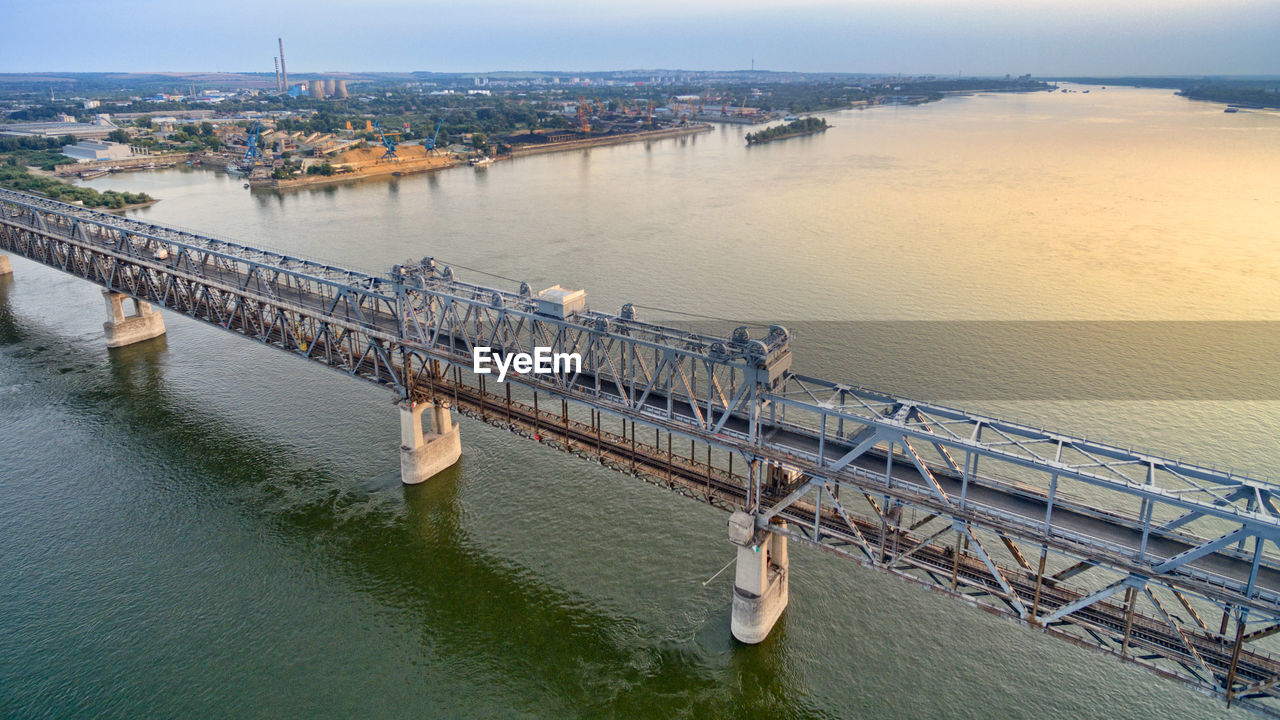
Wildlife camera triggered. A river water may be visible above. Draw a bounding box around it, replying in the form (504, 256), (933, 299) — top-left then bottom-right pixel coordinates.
(2, 85), (1278, 718)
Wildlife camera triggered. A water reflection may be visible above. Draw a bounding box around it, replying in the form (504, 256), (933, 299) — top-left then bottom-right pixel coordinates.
(1, 283), (826, 718)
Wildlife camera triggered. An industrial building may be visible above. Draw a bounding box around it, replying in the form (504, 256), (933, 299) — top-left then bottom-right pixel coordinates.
(1, 119), (117, 140)
(61, 140), (136, 162)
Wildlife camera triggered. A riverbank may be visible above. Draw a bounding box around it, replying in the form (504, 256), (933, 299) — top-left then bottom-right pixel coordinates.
(250, 146), (460, 190)
(508, 124), (712, 158)
(1, 164), (155, 210)
(53, 152), (194, 178)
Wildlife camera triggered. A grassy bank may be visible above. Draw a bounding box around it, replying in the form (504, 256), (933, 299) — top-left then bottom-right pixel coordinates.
(0, 136), (153, 209)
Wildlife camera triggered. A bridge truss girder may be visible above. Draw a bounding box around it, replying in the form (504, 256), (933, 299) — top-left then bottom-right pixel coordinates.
(4, 187), (1280, 715)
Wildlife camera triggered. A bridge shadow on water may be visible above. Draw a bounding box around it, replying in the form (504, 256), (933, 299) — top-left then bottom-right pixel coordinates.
(0, 277), (832, 719)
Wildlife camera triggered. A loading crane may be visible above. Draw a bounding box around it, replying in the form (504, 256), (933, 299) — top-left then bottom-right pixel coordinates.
(372, 120), (397, 160)
(422, 119), (443, 156)
(242, 122), (263, 164)
(577, 96), (591, 134)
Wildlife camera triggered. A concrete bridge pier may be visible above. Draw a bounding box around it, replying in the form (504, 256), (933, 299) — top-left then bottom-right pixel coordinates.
(728, 510), (789, 644)
(0, 254), (12, 276)
(400, 399), (462, 484)
(102, 291), (165, 347)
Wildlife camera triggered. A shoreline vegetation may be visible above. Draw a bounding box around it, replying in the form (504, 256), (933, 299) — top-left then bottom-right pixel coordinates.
(0, 135), (154, 209)
(1052, 77), (1280, 109)
(746, 117), (830, 145)
(0, 73), (1055, 203)
(0, 75), (1055, 201)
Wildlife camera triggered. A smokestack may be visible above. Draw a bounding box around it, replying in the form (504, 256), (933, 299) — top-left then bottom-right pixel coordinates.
(278, 37), (289, 92)
(274, 57), (281, 92)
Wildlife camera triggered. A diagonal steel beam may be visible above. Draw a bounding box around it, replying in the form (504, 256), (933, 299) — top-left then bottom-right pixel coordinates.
(1153, 527), (1251, 574)
(1039, 577), (1129, 626)
(960, 523), (1028, 619)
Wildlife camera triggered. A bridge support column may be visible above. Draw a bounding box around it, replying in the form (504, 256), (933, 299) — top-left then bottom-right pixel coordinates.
(102, 291), (165, 348)
(400, 399), (461, 484)
(0, 255), (11, 276)
(728, 511), (789, 644)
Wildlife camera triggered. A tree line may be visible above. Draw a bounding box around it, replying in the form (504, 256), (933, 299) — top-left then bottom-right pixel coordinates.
(746, 117), (829, 145)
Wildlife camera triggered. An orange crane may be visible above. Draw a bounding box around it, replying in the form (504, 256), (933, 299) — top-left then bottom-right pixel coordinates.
(577, 96), (590, 133)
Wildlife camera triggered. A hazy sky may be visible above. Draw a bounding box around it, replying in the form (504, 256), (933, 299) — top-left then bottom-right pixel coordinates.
(3, 0), (1276, 76)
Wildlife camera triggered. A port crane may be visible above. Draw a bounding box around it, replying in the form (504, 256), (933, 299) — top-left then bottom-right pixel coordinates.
(372, 120), (398, 160)
(242, 122), (263, 164)
(576, 96), (593, 134)
(422, 119), (443, 156)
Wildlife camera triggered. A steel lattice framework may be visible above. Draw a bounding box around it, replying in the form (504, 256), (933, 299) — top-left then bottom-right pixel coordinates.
(3, 187), (1279, 714)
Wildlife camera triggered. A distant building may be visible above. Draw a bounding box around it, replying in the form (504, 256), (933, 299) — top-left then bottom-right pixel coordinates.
(111, 110), (214, 122)
(505, 129), (583, 145)
(0, 120), (116, 140)
(83, 99), (100, 110)
(62, 140), (135, 162)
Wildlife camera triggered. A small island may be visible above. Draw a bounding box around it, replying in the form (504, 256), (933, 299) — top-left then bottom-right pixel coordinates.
(746, 117), (830, 145)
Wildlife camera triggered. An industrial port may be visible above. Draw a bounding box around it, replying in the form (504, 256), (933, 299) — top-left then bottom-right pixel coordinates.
(0, 39), (1054, 199)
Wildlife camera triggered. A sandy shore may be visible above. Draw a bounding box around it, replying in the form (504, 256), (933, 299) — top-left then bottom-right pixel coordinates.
(251, 146), (460, 190)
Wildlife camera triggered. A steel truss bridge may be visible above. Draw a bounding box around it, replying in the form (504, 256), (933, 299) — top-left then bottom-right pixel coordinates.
(3, 186), (1280, 714)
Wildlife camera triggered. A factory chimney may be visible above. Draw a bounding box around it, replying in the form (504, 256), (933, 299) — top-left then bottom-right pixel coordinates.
(278, 38), (289, 93)
(273, 57), (282, 92)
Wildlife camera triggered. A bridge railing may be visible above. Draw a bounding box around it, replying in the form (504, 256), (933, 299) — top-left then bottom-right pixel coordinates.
(755, 372), (1280, 609)
(0, 189), (401, 336)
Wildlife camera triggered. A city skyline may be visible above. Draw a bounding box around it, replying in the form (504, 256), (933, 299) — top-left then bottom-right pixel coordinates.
(2, 0), (1277, 76)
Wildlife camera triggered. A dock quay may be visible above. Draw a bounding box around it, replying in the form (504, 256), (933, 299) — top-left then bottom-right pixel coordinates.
(508, 124), (713, 158)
